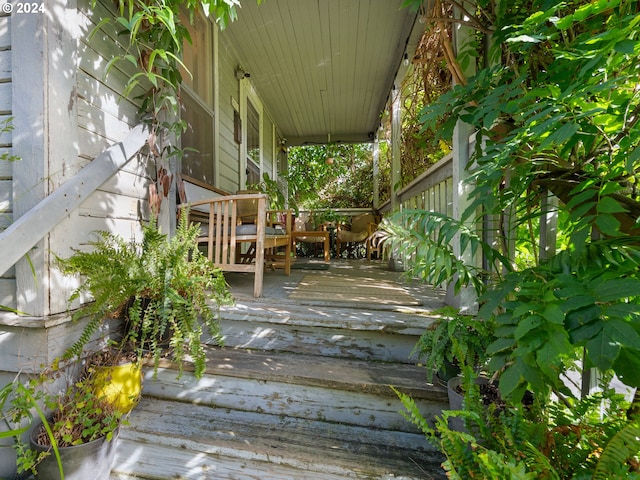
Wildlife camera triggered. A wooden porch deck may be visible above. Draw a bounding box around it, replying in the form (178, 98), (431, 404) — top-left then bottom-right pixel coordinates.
(223, 257), (447, 311)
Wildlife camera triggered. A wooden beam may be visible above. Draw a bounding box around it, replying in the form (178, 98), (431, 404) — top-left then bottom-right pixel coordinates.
(0, 124), (148, 277)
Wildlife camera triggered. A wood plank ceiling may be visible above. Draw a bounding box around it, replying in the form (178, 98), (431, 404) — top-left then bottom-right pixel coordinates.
(222, 0), (422, 146)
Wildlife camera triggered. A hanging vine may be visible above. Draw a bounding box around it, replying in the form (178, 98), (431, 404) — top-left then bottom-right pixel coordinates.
(92, 0), (259, 221)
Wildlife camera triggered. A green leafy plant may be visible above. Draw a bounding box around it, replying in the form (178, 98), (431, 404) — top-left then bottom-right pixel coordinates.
(56, 213), (233, 379)
(388, 0), (640, 476)
(483, 239), (640, 403)
(376, 210), (512, 296)
(92, 0), (263, 175)
(248, 172), (291, 211)
(385, 0), (640, 402)
(1, 375), (65, 479)
(6, 354), (128, 478)
(395, 375), (640, 479)
(414, 307), (495, 383)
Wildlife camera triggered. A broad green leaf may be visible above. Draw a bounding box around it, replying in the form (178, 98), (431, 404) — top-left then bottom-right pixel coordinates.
(595, 213), (622, 237)
(569, 320), (602, 343)
(586, 323), (626, 370)
(596, 196), (627, 214)
(514, 315), (542, 340)
(535, 338), (568, 385)
(628, 146), (640, 174)
(559, 295), (596, 312)
(498, 363), (525, 399)
(542, 305), (565, 325)
(486, 337), (514, 355)
(596, 278), (640, 302)
(512, 302), (537, 318)
(566, 303), (601, 323)
(539, 122), (580, 149)
(603, 303), (640, 320)
(612, 348), (640, 388)
(602, 318), (640, 350)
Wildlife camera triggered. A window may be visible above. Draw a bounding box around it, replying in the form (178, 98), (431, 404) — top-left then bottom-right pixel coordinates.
(180, 11), (214, 184)
(246, 100), (260, 186)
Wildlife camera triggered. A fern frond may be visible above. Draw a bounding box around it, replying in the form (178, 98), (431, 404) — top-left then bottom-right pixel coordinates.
(594, 421), (640, 480)
(391, 386), (435, 439)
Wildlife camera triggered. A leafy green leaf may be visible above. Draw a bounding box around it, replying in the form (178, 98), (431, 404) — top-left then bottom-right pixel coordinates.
(596, 196), (627, 214)
(596, 278), (640, 302)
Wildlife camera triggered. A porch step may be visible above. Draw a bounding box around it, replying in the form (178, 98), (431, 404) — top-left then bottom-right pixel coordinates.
(112, 397), (446, 479)
(142, 347), (448, 432)
(112, 347), (448, 479)
(111, 264), (449, 479)
(216, 300), (439, 363)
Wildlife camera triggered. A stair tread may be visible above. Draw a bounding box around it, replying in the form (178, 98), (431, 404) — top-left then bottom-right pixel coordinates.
(220, 300), (440, 335)
(116, 397), (446, 479)
(156, 346), (448, 402)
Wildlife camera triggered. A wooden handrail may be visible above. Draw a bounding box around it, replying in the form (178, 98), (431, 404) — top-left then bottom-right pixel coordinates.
(0, 124), (149, 277)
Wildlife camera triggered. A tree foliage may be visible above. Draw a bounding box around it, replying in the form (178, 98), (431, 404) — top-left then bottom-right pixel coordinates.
(286, 143), (374, 210)
(385, 0), (640, 401)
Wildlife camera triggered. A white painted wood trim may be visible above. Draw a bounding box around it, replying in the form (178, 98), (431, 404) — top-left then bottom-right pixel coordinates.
(213, 24), (221, 188)
(0, 124), (148, 277)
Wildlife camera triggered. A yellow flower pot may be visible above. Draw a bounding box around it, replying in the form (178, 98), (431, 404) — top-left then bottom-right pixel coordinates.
(92, 362), (142, 414)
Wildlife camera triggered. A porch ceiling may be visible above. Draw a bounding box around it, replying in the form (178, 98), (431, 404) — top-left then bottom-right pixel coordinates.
(223, 0), (422, 146)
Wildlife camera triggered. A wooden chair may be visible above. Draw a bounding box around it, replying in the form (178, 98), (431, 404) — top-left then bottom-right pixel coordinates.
(180, 192), (291, 297)
(336, 213), (379, 260)
(291, 214), (330, 261)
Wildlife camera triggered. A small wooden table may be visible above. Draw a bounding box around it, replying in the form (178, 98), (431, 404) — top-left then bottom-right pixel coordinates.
(291, 230), (330, 261)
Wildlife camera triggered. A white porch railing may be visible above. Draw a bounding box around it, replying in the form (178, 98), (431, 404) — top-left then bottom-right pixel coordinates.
(0, 124), (149, 277)
(379, 153), (453, 216)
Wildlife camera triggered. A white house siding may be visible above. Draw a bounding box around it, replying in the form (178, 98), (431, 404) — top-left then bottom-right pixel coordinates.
(217, 40), (242, 193)
(73, 0), (150, 243)
(0, 0), (152, 391)
(0, 11), (15, 311)
(41, 0), (152, 318)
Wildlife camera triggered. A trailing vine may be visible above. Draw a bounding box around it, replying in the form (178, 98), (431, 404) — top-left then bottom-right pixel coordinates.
(92, 0), (260, 219)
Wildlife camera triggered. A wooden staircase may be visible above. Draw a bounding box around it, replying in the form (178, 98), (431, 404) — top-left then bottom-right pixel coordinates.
(111, 268), (449, 479)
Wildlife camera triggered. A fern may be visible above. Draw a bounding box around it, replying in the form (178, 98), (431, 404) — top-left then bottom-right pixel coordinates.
(594, 421), (640, 480)
(391, 386), (435, 439)
(56, 213), (233, 378)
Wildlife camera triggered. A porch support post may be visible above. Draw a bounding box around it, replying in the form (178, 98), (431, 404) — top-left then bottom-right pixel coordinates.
(446, 3), (477, 312)
(373, 136), (380, 211)
(12, 0), (79, 317)
(390, 87), (402, 212)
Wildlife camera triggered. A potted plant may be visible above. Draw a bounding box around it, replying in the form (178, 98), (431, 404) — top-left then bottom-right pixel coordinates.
(3, 351), (130, 480)
(5, 214), (234, 479)
(24, 359), (124, 480)
(56, 213), (234, 379)
(413, 306), (495, 385)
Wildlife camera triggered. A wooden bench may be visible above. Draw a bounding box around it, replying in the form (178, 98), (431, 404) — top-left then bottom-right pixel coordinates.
(178, 176), (291, 297)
